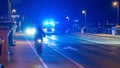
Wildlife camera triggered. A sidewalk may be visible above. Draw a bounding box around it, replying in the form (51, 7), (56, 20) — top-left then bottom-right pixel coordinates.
(4, 32), (44, 68)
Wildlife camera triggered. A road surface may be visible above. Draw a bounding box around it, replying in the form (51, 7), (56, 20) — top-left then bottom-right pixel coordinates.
(26, 33), (120, 68)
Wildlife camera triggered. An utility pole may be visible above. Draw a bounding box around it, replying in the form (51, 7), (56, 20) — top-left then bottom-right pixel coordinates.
(8, 0), (12, 21)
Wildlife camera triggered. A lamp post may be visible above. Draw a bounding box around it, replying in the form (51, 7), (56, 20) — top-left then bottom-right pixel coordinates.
(82, 10), (87, 26)
(8, 0), (12, 21)
(11, 9), (17, 21)
(66, 16), (70, 27)
(113, 1), (119, 25)
(12, 9), (16, 14)
(66, 16), (70, 22)
(81, 10), (87, 33)
(65, 16), (71, 33)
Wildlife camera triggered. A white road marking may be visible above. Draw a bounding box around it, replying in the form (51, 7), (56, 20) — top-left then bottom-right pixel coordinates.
(48, 45), (84, 68)
(64, 46), (78, 51)
(23, 34), (49, 68)
(46, 35), (84, 68)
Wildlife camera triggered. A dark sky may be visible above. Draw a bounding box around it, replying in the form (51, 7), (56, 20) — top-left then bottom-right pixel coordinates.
(0, 0), (8, 15)
(14, 0), (120, 23)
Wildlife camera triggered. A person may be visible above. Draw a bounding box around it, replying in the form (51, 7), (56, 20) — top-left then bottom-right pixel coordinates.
(34, 25), (45, 53)
(35, 25), (45, 42)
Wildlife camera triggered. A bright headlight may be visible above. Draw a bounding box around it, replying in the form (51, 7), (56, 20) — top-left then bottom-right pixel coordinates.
(52, 28), (55, 32)
(37, 39), (41, 43)
(25, 28), (36, 35)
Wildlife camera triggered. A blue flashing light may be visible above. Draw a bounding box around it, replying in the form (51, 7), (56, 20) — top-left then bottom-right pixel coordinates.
(50, 21), (55, 26)
(42, 19), (56, 28)
(45, 21), (49, 25)
(50, 21), (54, 25)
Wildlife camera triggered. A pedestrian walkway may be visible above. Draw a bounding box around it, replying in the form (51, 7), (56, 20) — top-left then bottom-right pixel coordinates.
(4, 32), (45, 68)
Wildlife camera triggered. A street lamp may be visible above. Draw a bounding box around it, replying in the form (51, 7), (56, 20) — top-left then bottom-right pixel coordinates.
(12, 9), (16, 14)
(113, 1), (119, 25)
(66, 16), (70, 22)
(82, 10), (87, 26)
(8, 0), (12, 21)
(81, 10), (87, 33)
(11, 9), (17, 21)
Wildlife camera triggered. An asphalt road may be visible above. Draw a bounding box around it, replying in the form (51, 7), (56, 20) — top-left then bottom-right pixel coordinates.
(27, 33), (120, 68)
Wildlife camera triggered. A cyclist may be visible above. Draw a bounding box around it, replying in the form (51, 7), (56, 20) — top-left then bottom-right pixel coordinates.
(35, 25), (45, 42)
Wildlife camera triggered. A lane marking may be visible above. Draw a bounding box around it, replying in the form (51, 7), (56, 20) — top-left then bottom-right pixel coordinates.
(48, 45), (84, 68)
(23, 34), (48, 68)
(64, 46), (78, 51)
(46, 35), (84, 68)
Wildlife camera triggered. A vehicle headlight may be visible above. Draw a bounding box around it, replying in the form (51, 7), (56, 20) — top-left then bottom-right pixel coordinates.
(52, 28), (55, 32)
(25, 28), (36, 35)
(37, 39), (42, 43)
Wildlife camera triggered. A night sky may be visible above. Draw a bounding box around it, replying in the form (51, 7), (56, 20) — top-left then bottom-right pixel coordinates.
(1, 0), (119, 24)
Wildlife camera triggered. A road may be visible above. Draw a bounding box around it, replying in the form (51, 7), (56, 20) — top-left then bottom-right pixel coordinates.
(26, 33), (120, 68)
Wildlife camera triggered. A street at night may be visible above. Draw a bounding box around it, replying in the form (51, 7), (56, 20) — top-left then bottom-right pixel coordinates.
(25, 33), (120, 68)
(0, 0), (120, 68)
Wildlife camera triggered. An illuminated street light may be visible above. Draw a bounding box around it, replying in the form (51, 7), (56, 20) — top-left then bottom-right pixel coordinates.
(66, 16), (70, 24)
(66, 16), (70, 21)
(12, 9), (16, 14)
(11, 9), (18, 21)
(113, 1), (119, 25)
(113, 1), (118, 6)
(81, 10), (87, 33)
(82, 10), (86, 25)
(82, 10), (86, 14)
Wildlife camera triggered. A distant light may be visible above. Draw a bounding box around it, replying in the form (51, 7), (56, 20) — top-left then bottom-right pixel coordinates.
(43, 19), (56, 27)
(45, 21), (49, 25)
(82, 10), (86, 14)
(52, 28), (55, 32)
(113, 1), (118, 7)
(66, 16), (69, 20)
(12, 9), (16, 13)
(50, 21), (55, 26)
(25, 28), (36, 35)
(43, 29), (47, 33)
(37, 39), (41, 43)
(42, 19), (56, 34)
(50, 21), (54, 25)
(75, 19), (79, 22)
